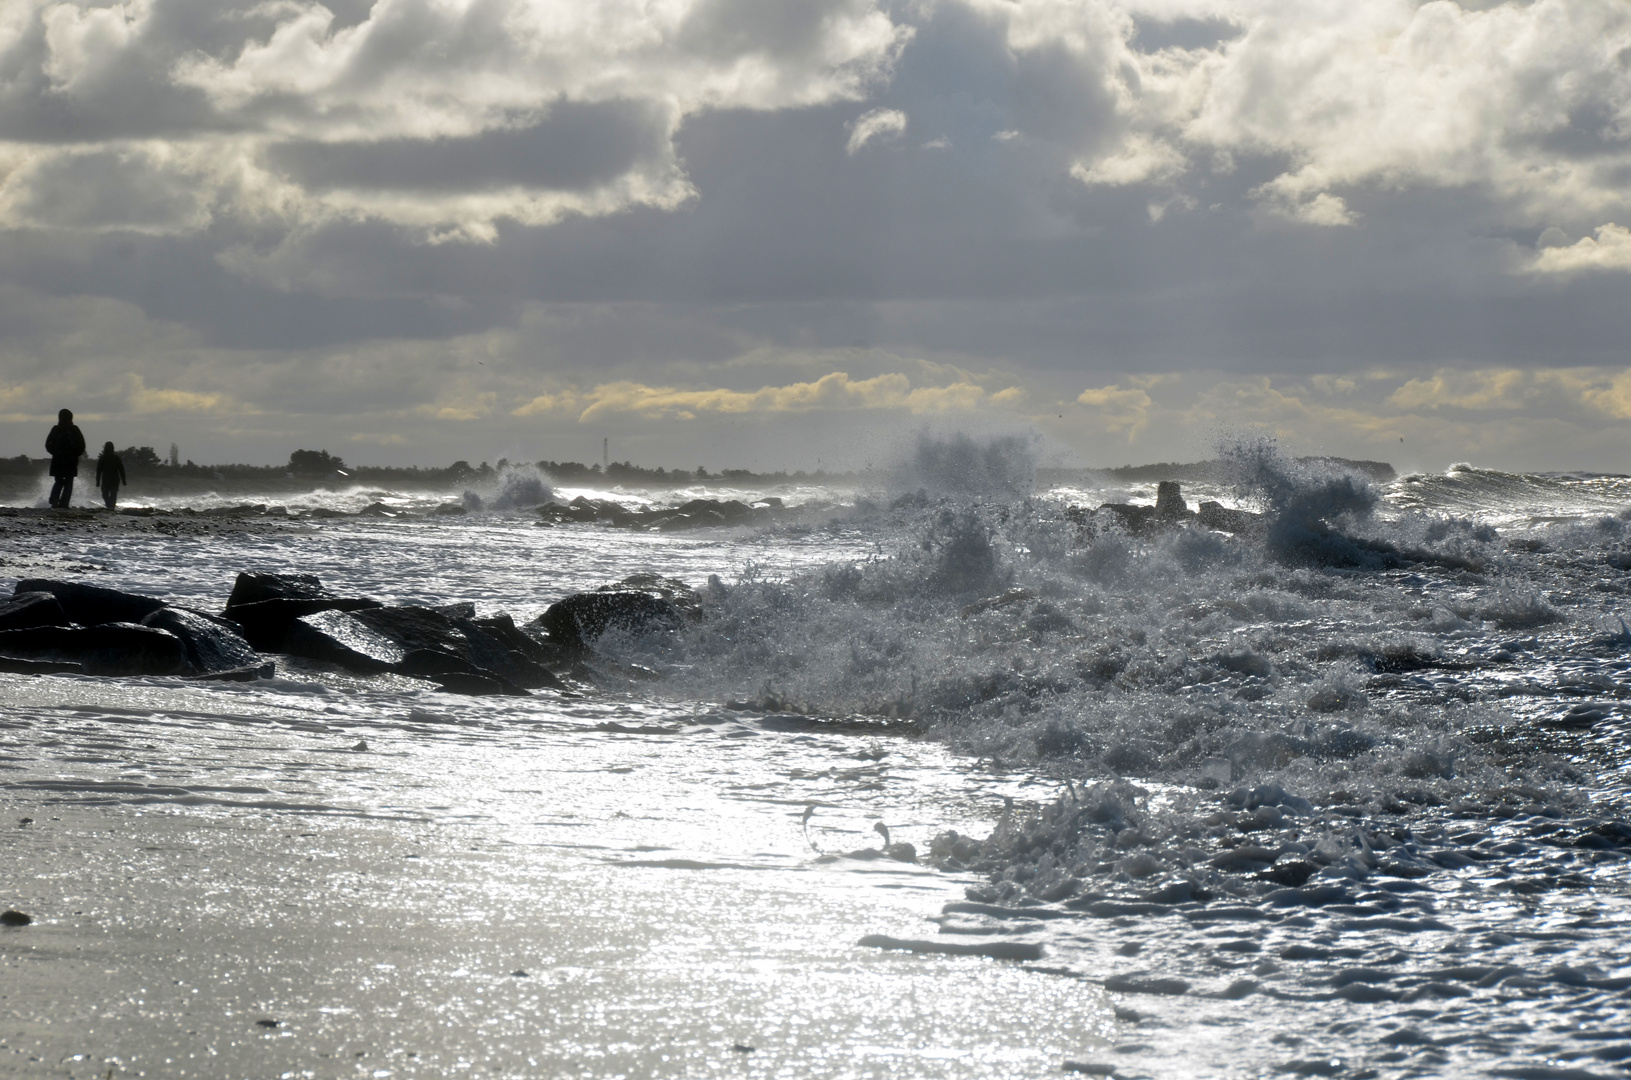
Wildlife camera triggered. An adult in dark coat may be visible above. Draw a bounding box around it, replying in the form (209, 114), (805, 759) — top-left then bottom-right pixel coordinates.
(95, 441), (127, 509)
(45, 408), (87, 508)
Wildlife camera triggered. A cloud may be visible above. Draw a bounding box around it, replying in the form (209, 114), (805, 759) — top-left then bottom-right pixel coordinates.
(1077, 379), (1161, 440)
(127, 375), (235, 414)
(514, 370), (996, 422)
(0, 0), (911, 239)
(1388, 370), (1531, 411)
(846, 107), (907, 154)
(971, 0), (1631, 230)
(1530, 223), (1631, 275)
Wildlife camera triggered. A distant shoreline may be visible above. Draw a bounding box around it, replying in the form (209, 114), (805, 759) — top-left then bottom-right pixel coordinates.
(0, 454), (1397, 493)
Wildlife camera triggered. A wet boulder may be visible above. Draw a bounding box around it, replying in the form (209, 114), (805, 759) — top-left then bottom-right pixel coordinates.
(602, 574), (703, 620)
(222, 572), (381, 650)
(1197, 501), (1264, 534)
(396, 651), (530, 696)
(350, 605), (565, 690)
(469, 612), (572, 668)
(0, 591), (70, 632)
(280, 609), (405, 673)
(531, 591), (683, 652)
(14, 579), (166, 626)
(0, 623), (186, 676)
(140, 608), (264, 676)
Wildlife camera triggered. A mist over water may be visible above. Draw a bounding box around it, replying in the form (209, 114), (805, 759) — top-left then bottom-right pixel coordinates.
(4, 433), (1631, 1077)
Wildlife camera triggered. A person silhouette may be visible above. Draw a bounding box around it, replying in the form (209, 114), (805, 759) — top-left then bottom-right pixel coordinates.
(44, 409), (87, 509)
(95, 441), (126, 509)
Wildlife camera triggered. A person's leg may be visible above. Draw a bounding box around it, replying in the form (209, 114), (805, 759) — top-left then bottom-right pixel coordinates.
(58, 477), (72, 508)
(48, 477), (66, 507)
(102, 485), (117, 509)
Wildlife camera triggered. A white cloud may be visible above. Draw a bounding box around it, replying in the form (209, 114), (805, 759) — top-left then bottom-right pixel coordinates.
(0, 0), (911, 240)
(846, 107), (908, 154)
(1530, 223), (1631, 275)
(968, 0), (1631, 231)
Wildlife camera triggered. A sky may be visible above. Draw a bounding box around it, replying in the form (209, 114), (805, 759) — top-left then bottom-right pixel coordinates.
(2, 0), (1631, 473)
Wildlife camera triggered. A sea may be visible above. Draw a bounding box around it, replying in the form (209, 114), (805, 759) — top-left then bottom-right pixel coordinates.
(2, 438), (1630, 1080)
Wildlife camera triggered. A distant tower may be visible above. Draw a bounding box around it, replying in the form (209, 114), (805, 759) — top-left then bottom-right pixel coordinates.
(169, 443), (179, 467)
(603, 437), (608, 471)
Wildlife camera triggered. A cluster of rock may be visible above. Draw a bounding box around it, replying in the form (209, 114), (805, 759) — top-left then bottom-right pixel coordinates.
(532, 495), (790, 531)
(1070, 481), (1264, 537)
(0, 571), (701, 696)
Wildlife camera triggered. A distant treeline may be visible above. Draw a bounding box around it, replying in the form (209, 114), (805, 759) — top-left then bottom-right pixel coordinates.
(1, 448), (1395, 486)
(0, 448), (847, 486)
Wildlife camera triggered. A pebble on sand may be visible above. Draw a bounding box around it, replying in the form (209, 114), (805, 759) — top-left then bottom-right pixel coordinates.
(1, 910), (32, 926)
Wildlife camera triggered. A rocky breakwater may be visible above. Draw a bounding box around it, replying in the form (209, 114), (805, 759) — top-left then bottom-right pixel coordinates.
(0, 569), (711, 697)
(222, 572), (570, 696)
(533, 496), (790, 531)
(0, 579), (267, 679)
(1072, 480), (1265, 538)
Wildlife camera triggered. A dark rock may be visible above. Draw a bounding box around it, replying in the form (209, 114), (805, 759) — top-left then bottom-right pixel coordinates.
(433, 503), (467, 516)
(141, 608), (261, 674)
(426, 670), (530, 696)
(191, 664), (276, 682)
(600, 574), (702, 619)
(14, 579), (166, 626)
(223, 573), (381, 650)
(532, 590), (683, 652)
(469, 613), (572, 667)
(1197, 501), (1264, 534)
(0, 655), (83, 676)
(435, 602), (477, 620)
(281, 609), (406, 672)
(1154, 480), (1188, 518)
(351, 606), (566, 690)
(1098, 503), (1156, 533)
(0, 591), (70, 632)
(537, 499), (599, 523)
(0, 623), (186, 676)
(226, 571), (343, 609)
(397, 648), (533, 695)
(0, 910), (30, 926)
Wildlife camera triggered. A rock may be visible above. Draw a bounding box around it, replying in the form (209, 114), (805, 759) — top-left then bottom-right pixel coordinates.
(141, 607), (261, 674)
(397, 648), (532, 695)
(0, 655), (83, 675)
(226, 571), (344, 609)
(0, 623), (186, 676)
(425, 670), (530, 697)
(537, 500), (599, 523)
(600, 574), (702, 620)
(350, 606), (566, 690)
(1097, 503), (1157, 533)
(0, 591), (70, 632)
(222, 573), (381, 650)
(435, 602), (477, 620)
(0, 910), (30, 926)
(469, 613), (572, 668)
(191, 664), (276, 682)
(1197, 501), (1264, 534)
(1154, 480), (1189, 518)
(532, 591), (683, 652)
(433, 503), (467, 516)
(281, 609), (406, 673)
(14, 579), (166, 626)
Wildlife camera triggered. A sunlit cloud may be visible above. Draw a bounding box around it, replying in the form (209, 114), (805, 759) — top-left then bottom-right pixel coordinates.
(846, 107), (908, 155)
(514, 371), (1007, 422)
(1530, 224), (1631, 275)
